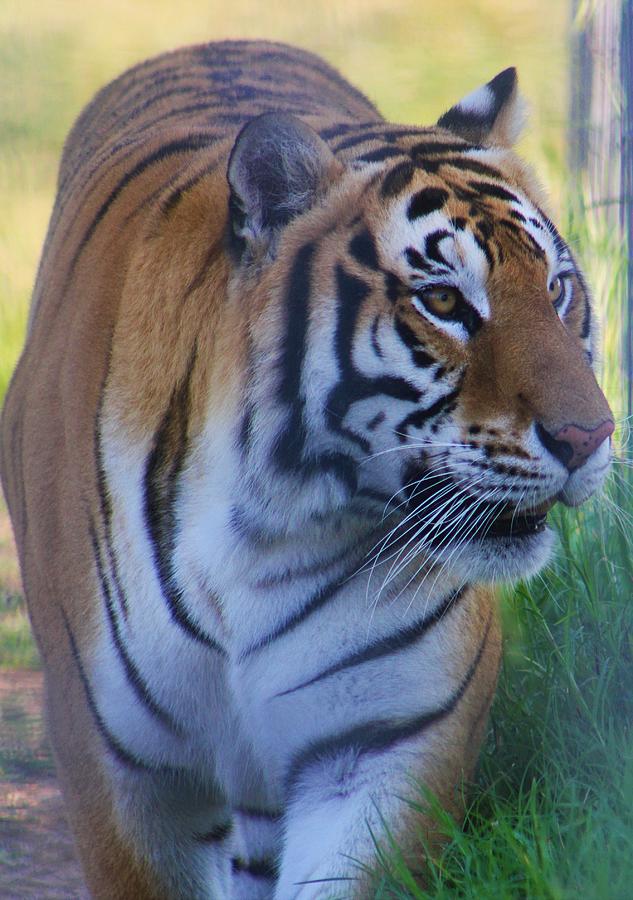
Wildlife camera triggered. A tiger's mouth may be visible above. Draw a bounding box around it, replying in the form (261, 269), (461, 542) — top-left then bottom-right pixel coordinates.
(482, 502), (553, 539)
(402, 471), (556, 544)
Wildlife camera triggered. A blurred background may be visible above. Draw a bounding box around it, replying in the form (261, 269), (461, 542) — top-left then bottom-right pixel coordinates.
(0, 1), (631, 897)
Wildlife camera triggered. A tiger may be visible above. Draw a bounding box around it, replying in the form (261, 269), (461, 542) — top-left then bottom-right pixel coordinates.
(0, 39), (614, 900)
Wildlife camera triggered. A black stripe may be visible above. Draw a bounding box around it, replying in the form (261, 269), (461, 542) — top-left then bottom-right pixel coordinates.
(396, 386), (461, 440)
(334, 127), (422, 151)
(498, 217), (525, 238)
(253, 541), (362, 590)
(250, 47), (380, 116)
(425, 230), (454, 268)
(327, 371), (420, 432)
(325, 266), (421, 451)
(184, 234), (224, 299)
(54, 139), (156, 238)
(121, 166), (198, 231)
(370, 314), (383, 358)
(107, 84), (211, 132)
(103, 61), (208, 116)
(330, 267), (392, 382)
(335, 130), (394, 151)
(196, 821), (233, 842)
(410, 140), (473, 156)
(302, 452), (358, 493)
(407, 188), (449, 220)
(160, 159), (221, 217)
(275, 586), (466, 697)
(467, 180), (520, 204)
(495, 216), (546, 261)
(232, 857), (278, 880)
(67, 133), (218, 284)
(239, 560), (364, 660)
(367, 411), (386, 431)
(274, 243), (315, 469)
(134, 102), (245, 135)
(60, 607), (182, 774)
(523, 231), (547, 259)
(431, 156), (503, 179)
(319, 121), (385, 140)
(473, 233), (495, 270)
(348, 229), (380, 271)
(318, 122), (363, 140)
(272, 250), (365, 493)
(476, 218), (493, 242)
(286, 613), (492, 790)
(405, 246), (434, 273)
(115, 67), (210, 115)
(381, 161), (415, 198)
(580, 290), (591, 340)
(384, 271), (402, 303)
(58, 107), (236, 233)
(538, 211), (568, 256)
(94, 364), (129, 619)
(394, 317), (435, 367)
(143, 352), (226, 652)
(356, 146), (408, 164)
(238, 403), (254, 455)
(271, 252), (362, 492)
(89, 521), (184, 735)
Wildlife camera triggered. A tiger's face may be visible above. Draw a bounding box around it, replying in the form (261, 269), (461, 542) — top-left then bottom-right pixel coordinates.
(331, 161), (613, 582)
(228, 73), (613, 584)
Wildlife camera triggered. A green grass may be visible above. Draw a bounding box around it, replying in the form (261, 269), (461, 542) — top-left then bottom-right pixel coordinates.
(0, 592), (39, 671)
(0, 492), (36, 669)
(366, 471), (633, 899)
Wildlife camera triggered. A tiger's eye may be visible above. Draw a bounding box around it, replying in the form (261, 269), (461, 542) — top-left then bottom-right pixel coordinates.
(421, 286), (459, 317)
(548, 276), (564, 306)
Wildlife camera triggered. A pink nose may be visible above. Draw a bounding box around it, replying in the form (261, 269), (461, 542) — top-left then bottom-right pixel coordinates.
(553, 420), (615, 472)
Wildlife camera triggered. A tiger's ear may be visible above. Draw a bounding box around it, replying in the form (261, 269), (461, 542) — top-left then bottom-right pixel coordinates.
(227, 112), (341, 256)
(436, 68), (526, 148)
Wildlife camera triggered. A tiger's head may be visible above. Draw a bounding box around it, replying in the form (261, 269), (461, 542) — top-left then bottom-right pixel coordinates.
(226, 68), (613, 583)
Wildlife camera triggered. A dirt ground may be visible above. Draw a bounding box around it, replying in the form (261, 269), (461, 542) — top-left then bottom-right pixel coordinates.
(0, 670), (88, 898)
(0, 491), (87, 897)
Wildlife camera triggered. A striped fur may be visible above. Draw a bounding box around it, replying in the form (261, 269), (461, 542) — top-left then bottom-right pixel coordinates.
(0, 41), (613, 899)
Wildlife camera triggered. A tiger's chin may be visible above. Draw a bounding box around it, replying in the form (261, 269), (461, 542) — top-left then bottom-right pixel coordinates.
(428, 525), (556, 584)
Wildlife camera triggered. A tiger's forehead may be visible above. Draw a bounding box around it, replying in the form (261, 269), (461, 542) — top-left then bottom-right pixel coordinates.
(358, 145), (564, 301)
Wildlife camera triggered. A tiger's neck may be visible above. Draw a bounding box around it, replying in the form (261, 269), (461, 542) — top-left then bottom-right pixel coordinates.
(175, 425), (463, 660)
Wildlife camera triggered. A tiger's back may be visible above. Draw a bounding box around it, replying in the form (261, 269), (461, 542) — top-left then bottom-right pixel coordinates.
(1, 40), (613, 899)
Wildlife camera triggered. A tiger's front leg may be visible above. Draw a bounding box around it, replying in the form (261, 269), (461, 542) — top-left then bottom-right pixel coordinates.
(231, 584), (501, 899)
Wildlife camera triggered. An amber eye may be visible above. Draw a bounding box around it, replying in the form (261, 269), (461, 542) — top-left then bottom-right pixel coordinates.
(548, 275), (564, 306)
(419, 286), (460, 318)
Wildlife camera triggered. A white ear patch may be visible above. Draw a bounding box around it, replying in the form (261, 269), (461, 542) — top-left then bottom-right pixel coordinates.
(453, 84), (496, 119)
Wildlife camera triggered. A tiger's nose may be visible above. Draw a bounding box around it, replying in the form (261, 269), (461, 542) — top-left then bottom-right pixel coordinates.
(536, 420), (614, 472)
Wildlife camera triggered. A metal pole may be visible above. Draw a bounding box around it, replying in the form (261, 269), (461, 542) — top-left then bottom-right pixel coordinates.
(620, 0), (632, 418)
